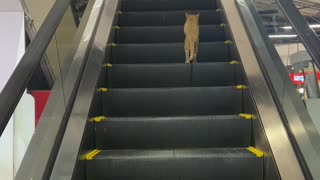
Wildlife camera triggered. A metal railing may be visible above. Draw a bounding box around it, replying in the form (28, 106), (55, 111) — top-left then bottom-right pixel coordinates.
(0, 0), (105, 179)
(237, 0), (320, 179)
(0, 0), (72, 136)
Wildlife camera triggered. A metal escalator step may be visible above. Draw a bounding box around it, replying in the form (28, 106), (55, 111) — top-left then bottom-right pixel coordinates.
(102, 87), (243, 116)
(121, 0), (217, 11)
(107, 63), (239, 88)
(95, 115), (251, 149)
(118, 10), (221, 26)
(86, 148), (263, 180)
(115, 25), (225, 43)
(111, 42), (229, 64)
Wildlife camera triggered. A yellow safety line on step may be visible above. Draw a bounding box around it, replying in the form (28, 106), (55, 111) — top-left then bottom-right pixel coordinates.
(85, 149), (101, 160)
(247, 147), (264, 158)
(224, 40), (233, 44)
(234, 85), (248, 90)
(229, 60), (239, 64)
(103, 63), (113, 68)
(239, 113), (253, 120)
(219, 23), (226, 27)
(107, 43), (117, 47)
(113, 26), (120, 29)
(97, 88), (108, 92)
(89, 116), (106, 123)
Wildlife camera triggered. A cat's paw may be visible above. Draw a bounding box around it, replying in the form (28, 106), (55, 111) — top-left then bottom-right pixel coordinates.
(185, 61), (191, 64)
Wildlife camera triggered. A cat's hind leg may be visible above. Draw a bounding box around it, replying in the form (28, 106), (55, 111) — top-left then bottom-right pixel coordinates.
(194, 40), (199, 63)
(185, 50), (190, 63)
(189, 40), (195, 63)
(185, 39), (191, 63)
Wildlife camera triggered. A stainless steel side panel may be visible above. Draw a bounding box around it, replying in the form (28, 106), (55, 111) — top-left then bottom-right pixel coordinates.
(220, 0), (304, 179)
(50, 0), (119, 179)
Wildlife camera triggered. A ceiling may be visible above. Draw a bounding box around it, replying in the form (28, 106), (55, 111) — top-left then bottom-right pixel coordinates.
(253, 0), (320, 42)
(255, 0), (320, 22)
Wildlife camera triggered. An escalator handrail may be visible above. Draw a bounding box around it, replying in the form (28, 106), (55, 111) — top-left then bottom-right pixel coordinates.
(0, 0), (72, 136)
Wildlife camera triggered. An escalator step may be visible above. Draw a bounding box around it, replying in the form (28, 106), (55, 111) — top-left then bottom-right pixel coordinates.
(121, 0), (217, 11)
(118, 10), (221, 26)
(102, 87), (243, 116)
(111, 42), (229, 64)
(86, 148), (263, 180)
(115, 25), (225, 43)
(95, 115), (251, 149)
(106, 63), (240, 88)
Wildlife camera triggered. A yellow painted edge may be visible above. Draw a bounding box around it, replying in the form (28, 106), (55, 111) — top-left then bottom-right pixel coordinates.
(113, 26), (120, 29)
(107, 43), (117, 47)
(97, 88), (108, 92)
(103, 63), (113, 68)
(239, 113), (253, 120)
(89, 116), (106, 123)
(229, 60), (239, 64)
(234, 85), (248, 90)
(219, 23), (226, 27)
(224, 40), (233, 44)
(85, 149), (101, 160)
(247, 147), (264, 158)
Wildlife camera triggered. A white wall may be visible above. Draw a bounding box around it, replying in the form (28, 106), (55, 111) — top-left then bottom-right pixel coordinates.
(275, 43), (306, 66)
(0, 1), (34, 179)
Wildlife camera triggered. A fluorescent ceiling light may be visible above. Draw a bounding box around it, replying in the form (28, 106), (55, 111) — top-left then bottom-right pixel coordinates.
(269, 34), (298, 38)
(281, 24), (320, 30)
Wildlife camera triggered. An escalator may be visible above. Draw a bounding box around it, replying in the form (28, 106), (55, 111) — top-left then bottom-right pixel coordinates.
(5, 0), (317, 179)
(82, 0), (266, 179)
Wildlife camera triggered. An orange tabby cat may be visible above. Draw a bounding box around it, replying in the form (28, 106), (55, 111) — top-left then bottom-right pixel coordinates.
(184, 13), (200, 63)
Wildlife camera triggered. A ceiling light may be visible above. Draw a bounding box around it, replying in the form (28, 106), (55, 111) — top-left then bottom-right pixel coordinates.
(281, 24), (320, 30)
(269, 34), (298, 38)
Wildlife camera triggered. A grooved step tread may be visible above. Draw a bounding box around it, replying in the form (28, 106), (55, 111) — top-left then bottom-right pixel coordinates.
(105, 62), (241, 88)
(101, 87), (243, 116)
(118, 10), (221, 26)
(115, 25), (225, 43)
(95, 115), (251, 149)
(86, 148), (263, 180)
(111, 42), (231, 64)
(121, 0), (217, 11)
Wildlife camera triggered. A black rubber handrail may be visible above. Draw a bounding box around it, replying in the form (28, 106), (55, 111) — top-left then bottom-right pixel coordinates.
(0, 0), (71, 136)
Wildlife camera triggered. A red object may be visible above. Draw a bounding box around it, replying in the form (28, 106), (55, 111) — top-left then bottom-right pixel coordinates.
(29, 91), (50, 127)
(289, 72), (320, 86)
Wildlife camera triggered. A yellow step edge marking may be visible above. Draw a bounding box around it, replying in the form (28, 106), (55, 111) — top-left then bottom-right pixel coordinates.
(229, 60), (239, 65)
(247, 147), (264, 158)
(103, 63), (113, 68)
(107, 43), (117, 47)
(234, 85), (248, 90)
(216, 9), (222, 12)
(219, 23), (226, 27)
(239, 113), (253, 120)
(224, 40), (233, 44)
(85, 149), (101, 160)
(89, 116), (106, 123)
(113, 26), (120, 29)
(97, 88), (108, 92)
